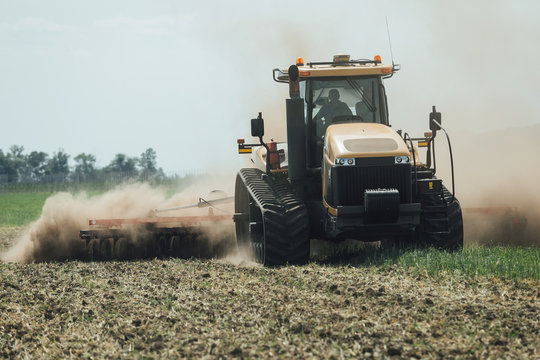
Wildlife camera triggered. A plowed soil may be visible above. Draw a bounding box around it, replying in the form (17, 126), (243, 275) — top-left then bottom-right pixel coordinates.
(1, 228), (538, 359)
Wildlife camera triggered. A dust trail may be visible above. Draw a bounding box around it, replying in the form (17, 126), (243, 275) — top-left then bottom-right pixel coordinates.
(461, 182), (540, 247)
(1, 179), (237, 263)
(436, 124), (540, 247)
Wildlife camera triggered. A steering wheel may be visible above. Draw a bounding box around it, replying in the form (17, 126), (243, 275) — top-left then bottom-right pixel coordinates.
(332, 115), (364, 124)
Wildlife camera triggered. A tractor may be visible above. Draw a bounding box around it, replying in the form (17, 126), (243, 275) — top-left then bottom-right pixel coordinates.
(234, 54), (463, 265)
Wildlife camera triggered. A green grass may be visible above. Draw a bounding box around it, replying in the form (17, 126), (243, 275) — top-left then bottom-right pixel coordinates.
(0, 192), (51, 227)
(396, 246), (540, 280)
(324, 244), (540, 281)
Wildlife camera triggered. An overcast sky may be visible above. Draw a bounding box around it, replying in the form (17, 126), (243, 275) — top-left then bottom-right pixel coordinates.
(1, 0), (538, 173)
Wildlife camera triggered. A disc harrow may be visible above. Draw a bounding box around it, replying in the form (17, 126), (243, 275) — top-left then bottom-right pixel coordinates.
(79, 196), (234, 261)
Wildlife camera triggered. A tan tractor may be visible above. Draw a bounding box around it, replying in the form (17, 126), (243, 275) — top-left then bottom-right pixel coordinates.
(234, 54), (463, 265)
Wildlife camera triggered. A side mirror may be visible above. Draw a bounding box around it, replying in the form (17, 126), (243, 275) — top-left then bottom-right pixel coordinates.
(429, 105), (442, 133)
(251, 112), (264, 138)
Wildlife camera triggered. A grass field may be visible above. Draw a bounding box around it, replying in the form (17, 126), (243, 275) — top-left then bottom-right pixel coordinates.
(0, 191), (539, 358)
(0, 192), (51, 227)
(320, 243), (540, 281)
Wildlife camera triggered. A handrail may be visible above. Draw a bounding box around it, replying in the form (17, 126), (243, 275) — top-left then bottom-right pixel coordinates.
(306, 59), (381, 67)
(403, 133), (417, 200)
(272, 68), (288, 83)
(431, 119), (455, 201)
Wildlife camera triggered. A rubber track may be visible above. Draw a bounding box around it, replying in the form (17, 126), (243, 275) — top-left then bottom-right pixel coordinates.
(419, 184), (464, 250)
(238, 168), (309, 265)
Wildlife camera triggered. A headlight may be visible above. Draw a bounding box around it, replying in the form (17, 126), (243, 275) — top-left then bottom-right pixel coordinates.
(394, 156), (410, 164)
(335, 158), (355, 166)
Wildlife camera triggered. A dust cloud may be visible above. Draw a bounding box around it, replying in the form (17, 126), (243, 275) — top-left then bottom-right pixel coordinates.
(2, 179), (237, 263)
(435, 124), (540, 246)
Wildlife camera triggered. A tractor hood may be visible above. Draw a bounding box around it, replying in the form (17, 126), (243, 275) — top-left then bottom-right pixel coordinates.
(324, 123), (409, 162)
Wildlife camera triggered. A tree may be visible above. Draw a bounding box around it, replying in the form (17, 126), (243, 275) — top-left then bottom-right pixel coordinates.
(46, 149), (70, 181)
(8, 145), (25, 182)
(0, 147), (49, 182)
(138, 148), (158, 179)
(72, 153), (97, 181)
(0, 145), (25, 182)
(24, 151), (49, 181)
(104, 153), (138, 177)
(138, 148), (165, 181)
(0, 150), (11, 182)
(9, 145), (24, 157)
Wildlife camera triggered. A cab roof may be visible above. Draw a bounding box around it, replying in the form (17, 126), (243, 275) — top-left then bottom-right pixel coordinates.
(273, 55), (396, 82)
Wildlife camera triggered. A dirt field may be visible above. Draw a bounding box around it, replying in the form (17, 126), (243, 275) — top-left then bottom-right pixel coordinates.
(1, 228), (539, 359)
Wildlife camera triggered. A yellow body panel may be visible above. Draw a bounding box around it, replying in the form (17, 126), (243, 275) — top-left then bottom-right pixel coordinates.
(323, 123), (409, 162)
(321, 123), (410, 216)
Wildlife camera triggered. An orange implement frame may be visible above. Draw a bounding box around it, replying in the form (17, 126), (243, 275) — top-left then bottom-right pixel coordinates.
(80, 207), (233, 243)
(89, 214), (230, 227)
(87, 206), (231, 228)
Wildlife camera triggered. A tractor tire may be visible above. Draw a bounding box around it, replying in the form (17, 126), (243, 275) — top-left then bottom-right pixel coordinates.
(418, 185), (463, 251)
(234, 168), (310, 266)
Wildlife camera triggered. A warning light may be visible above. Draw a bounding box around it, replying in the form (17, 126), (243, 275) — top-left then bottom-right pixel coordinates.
(374, 54), (382, 62)
(296, 57), (304, 66)
(237, 139), (245, 144)
(424, 132), (433, 138)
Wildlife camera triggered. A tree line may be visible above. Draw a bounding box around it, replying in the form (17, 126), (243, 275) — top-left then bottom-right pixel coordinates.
(0, 146), (165, 183)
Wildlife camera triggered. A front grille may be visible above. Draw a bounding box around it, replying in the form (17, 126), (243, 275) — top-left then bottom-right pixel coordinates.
(332, 164), (411, 206)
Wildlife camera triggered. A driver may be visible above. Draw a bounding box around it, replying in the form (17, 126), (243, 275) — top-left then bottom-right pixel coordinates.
(309, 89), (352, 167)
(314, 89), (352, 123)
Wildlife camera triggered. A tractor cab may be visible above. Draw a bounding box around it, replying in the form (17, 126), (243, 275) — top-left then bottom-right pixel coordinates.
(274, 55), (392, 168)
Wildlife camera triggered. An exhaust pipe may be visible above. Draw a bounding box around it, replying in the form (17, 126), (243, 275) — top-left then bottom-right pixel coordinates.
(286, 65), (307, 181)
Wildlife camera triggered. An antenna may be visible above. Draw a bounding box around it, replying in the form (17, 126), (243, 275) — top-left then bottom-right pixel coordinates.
(384, 16), (399, 77)
(385, 16), (394, 66)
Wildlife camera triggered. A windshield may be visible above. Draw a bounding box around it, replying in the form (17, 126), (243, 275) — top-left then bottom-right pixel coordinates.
(307, 76), (385, 124)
